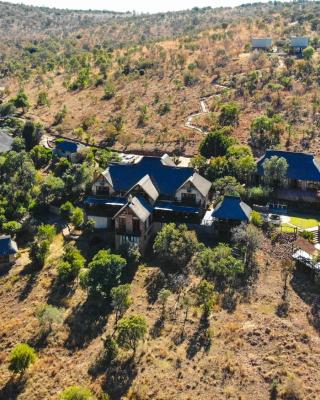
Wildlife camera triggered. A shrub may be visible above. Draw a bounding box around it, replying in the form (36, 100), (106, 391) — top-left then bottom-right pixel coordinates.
(8, 343), (37, 374)
(60, 386), (96, 400)
(299, 230), (314, 243)
(36, 304), (63, 334)
(153, 223), (198, 269)
(251, 211), (264, 227)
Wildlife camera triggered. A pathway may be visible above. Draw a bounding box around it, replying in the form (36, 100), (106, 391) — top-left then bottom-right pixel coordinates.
(184, 84), (229, 134)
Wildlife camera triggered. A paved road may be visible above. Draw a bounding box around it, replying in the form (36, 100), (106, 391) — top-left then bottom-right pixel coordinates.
(0, 129), (13, 153)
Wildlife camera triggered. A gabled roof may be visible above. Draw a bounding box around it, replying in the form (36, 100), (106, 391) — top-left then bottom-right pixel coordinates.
(252, 38), (272, 48)
(291, 36), (308, 48)
(177, 173), (211, 198)
(106, 156), (195, 197)
(113, 196), (153, 222)
(257, 150), (320, 182)
(125, 174), (159, 202)
(212, 196), (252, 221)
(0, 235), (18, 256)
(56, 140), (83, 153)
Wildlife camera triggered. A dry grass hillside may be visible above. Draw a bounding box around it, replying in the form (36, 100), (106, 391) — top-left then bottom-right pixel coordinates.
(0, 231), (320, 400)
(2, 2), (320, 156)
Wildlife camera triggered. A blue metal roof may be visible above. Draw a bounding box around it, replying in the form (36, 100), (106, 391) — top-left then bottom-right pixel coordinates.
(257, 150), (320, 182)
(108, 157), (194, 197)
(0, 236), (17, 256)
(56, 140), (79, 153)
(212, 196), (252, 221)
(84, 197), (127, 206)
(155, 201), (200, 214)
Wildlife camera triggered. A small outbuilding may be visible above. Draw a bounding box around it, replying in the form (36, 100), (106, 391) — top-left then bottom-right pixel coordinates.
(251, 38), (273, 50)
(212, 195), (252, 230)
(0, 235), (18, 269)
(291, 36), (309, 53)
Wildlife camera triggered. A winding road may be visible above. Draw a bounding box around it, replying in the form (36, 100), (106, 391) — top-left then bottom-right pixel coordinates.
(185, 84), (229, 134)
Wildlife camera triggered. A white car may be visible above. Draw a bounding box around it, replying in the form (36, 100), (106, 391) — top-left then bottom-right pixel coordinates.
(268, 213), (281, 225)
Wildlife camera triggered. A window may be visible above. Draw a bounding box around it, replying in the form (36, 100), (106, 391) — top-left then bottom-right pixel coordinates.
(133, 218), (140, 233)
(118, 217), (126, 232)
(181, 192), (196, 203)
(96, 185), (109, 195)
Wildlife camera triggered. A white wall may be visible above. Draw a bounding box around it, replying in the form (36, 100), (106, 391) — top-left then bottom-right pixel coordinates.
(88, 215), (109, 229)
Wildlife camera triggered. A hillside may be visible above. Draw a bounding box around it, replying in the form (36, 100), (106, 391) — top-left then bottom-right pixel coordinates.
(1, 2), (320, 156)
(0, 2), (320, 400)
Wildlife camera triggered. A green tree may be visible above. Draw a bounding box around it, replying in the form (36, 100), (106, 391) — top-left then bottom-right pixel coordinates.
(196, 279), (216, 316)
(2, 221), (22, 237)
(71, 207), (85, 229)
(158, 288), (172, 317)
(37, 91), (50, 107)
(12, 89), (30, 113)
(29, 224), (56, 268)
(199, 128), (234, 158)
(262, 156), (288, 187)
(196, 244), (244, 284)
(153, 223), (198, 269)
(80, 249), (126, 299)
(116, 314), (147, 354)
(8, 343), (37, 375)
(218, 102), (240, 126)
(303, 46), (315, 61)
(58, 244), (85, 284)
(103, 82), (115, 100)
(22, 121), (43, 151)
(250, 115), (284, 149)
(60, 386), (96, 400)
(30, 145), (52, 168)
(39, 174), (65, 205)
(213, 176), (244, 197)
(111, 284), (132, 324)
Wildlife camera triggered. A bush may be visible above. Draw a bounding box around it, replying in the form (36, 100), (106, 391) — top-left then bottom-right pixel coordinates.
(153, 223), (198, 269)
(60, 386), (96, 400)
(2, 220), (22, 236)
(8, 343), (37, 374)
(299, 230), (314, 243)
(58, 245), (85, 284)
(36, 304), (63, 334)
(251, 211), (264, 228)
(199, 128), (234, 158)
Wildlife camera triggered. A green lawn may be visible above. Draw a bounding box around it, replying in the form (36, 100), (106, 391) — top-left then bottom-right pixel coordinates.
(289, 214), (320, 229)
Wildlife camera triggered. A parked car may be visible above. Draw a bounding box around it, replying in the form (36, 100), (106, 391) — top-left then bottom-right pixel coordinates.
(268, 213), (281, 225)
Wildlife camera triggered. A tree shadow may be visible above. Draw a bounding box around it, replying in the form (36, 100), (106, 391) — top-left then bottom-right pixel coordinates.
(64, 297), (111, 350)
(150, 315), (165, 338)
(0, 376), (27, 400)
(144, 270), (166, 304)
(101, 357), (138, 400)
(46, 280), (76, 307)
(18, 263), (40, 302)
(28, 330), (50, 351)
(290, 268), (320, 332)
(186, 315), (211, 360)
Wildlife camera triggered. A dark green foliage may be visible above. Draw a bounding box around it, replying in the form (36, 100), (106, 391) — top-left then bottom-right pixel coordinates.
(30, 145), (52, 168)
(196, 244), (244, 284)
(218, 102), (240, 126)
(22, 121), (43, 151)
(199, 128), (234, 158)
(153, 223), (198, 269)
(58, 244), (85, 284)
(80, 249), (126, 299)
